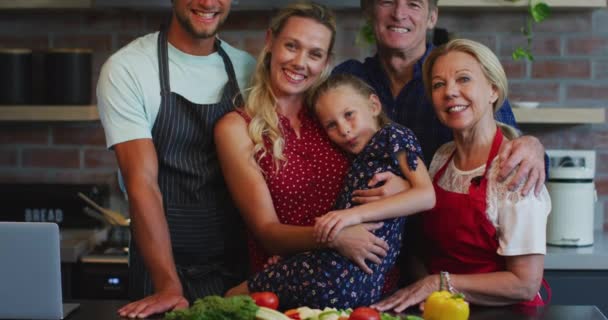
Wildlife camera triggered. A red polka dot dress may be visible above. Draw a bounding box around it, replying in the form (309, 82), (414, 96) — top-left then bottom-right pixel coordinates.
(236, 108), (349, 273)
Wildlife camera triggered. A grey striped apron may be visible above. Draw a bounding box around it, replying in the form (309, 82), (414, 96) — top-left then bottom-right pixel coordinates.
(128, 28), (248, 302)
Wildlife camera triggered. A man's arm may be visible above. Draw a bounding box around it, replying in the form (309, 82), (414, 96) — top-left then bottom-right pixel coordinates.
(114, 139), (188, 318)
(496, 99), (548, 196)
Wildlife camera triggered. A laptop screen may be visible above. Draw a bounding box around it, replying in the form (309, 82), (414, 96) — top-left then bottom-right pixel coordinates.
(0, 222), (64, 319)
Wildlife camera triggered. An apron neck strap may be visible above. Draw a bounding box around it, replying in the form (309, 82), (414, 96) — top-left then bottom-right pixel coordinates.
(157, 27), (171, 95)
(483, 126), (503, 177)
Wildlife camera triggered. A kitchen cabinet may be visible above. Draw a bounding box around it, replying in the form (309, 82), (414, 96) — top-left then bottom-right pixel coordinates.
(1, 105), (604, 124)
(513, 107), (606, 124)
(0, 105), (99, 121)
(544, 270), (608, 316)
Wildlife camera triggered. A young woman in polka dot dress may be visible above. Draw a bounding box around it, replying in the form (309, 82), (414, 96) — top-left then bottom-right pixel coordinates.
(241, 73), (435, 309)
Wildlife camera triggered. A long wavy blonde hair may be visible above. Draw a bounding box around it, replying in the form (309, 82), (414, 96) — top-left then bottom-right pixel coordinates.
(243, 1), (336, 171)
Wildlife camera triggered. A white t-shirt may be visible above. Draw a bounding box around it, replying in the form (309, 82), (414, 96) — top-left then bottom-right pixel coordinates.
(429, 142), (551, 256)
(96, 31), (256, 148)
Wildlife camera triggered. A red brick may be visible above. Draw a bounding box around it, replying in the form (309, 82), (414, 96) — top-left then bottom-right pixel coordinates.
(224, 11), (271, 30)
(143, 13), (172, 31)
(0, 36), (49, 50)
(500, 35), (560, 58)
(439, 11), (521, 34)
(461, 35), (497, 52)
(22, 148), (80, 169)
(565, 128), (608, 150)
(535, 12), (591, 33)
(52, 124), (106, 146)
(0, 12), (81, 33)
(596, 60), (608, 80)
(0, 170), (49, 183)
(0, 148), (17, 167)
(243, 33), (267, 57)
(509, 82), (559, 103)
(566, 84), (608, 100)
(52, 171), (117, 185)
(597, 152), (608, 179)
(566, 37), (608, 56)
(596, 178), (608, 196)
(532, 60), (591, 79)
(501, 59), (526, 79)
(84, 149), (117, 169)
(52, 34), (113, 52)
(0, 125), (49, 145)
(521, 127), (565, 149)
(595, 10), (608, 34)
(81, 11), (146, 32)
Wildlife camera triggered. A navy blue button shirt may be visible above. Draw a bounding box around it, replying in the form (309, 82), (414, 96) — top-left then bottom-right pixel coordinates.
(333, 44), (518, 166)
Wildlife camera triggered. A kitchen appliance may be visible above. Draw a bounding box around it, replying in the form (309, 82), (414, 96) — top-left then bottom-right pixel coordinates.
(0, 48), (33, 105)
(44, 48), (92, 105)
(546, 149), (596, 247)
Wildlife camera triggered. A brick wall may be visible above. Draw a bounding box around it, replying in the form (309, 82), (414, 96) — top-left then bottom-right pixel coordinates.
(1, 6), (607, 229)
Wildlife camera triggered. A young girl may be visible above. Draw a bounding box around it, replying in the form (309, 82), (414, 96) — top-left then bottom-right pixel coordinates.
(226, 73), (435, 309)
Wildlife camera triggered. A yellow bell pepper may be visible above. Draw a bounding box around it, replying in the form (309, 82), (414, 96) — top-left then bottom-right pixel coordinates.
(422, 291), (469, 320)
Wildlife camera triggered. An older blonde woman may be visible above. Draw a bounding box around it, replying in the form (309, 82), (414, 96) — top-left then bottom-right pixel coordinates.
(373, 39), (551, 313)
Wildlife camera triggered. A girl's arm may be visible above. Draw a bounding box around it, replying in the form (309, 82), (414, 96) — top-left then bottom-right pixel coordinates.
(372, 254), (544, 312)
(315, 152), (435, 242)
(214, 111), (390, 270)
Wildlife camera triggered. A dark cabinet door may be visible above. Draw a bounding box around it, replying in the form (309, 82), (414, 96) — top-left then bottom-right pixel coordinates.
(544, 270), (608, 316)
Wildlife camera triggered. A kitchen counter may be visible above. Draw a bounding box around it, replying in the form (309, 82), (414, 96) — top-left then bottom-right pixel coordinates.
(546, 230), (608, 270)
(66, 300), (607, 320)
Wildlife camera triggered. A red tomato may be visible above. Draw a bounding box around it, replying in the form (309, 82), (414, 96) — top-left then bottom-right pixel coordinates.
(250, 291), (279, 310)
(349, 307), (381, 320)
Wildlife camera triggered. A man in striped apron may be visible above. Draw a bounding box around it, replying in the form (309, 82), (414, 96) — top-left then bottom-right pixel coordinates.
(96, 0), (255, 318)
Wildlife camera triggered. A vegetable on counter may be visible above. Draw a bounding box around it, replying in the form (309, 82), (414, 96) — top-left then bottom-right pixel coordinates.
(251, 291), (280, 310)
(164, 295), (259, 320)
(163, 295), (289, 320)
(422, 291), (469, 320)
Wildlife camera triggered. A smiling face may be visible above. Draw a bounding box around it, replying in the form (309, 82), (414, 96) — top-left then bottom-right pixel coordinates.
(371, 0), (437, 55)
(430, 51), (498, 132)
(173, 0), (231, 39)
(267, 16), (332, 100)
(315, 85), (382, 154)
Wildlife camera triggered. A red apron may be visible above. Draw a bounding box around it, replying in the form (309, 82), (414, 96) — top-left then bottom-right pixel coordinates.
(422, 128), (549, 307)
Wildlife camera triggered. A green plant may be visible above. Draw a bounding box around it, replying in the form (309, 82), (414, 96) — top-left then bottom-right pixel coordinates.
(509, 0), (551, 61)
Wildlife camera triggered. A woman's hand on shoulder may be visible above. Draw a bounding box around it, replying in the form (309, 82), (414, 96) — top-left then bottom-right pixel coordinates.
(314, 208), (362, 243)
(329, 223), (389, 274)
(371, 274), (440, 313)
(351, 171), (411, 204)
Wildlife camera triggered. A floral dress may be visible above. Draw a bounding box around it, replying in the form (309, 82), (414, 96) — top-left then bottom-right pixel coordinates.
(248, 122), (424, 309)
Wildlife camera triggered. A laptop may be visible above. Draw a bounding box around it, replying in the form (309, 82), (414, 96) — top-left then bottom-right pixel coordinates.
(0, 222), (79, 319)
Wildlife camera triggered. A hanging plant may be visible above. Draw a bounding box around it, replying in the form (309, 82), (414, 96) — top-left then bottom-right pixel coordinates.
(509, 0), (551, 61)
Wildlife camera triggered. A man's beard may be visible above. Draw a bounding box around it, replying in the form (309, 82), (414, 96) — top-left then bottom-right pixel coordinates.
(175, 12), (225, 39)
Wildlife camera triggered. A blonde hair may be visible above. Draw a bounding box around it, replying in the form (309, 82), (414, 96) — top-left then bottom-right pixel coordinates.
(309, 73), (391, 128)
(422, 38), (520, 139)
(243, 1), (336, 170)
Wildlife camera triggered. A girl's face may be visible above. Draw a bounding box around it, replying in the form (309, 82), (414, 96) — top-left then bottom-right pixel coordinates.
(315, 85), (382, 154)
(266, 16), (332, 100)
(430, 51), (498, 132)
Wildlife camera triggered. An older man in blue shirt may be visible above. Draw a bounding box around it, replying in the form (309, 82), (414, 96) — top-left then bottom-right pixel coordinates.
(334, 0), (546, 196)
